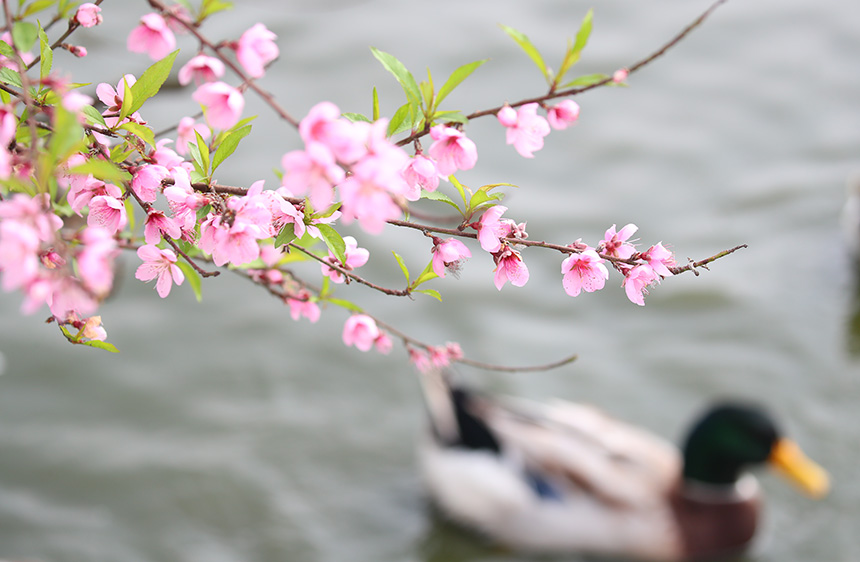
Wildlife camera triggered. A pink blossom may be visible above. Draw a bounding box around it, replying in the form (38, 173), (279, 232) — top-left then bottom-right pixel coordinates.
(546, 99), (581, 130)
(0, 193), (63, 241)
(164, 168), (206, 233)
(77, 227), (116, 296)
(135, 244), (184, 298)
(127, 13), (176, 61)
(175, 117), (211, 156)
(178, 55), (225, 86)
(236, 23), (279, 79)
(623, 264), (659, 306)
(600, 223), (638, 259)
(409, 347), (432, 373)
(80, 316), (107, 341)
(321, 235), (369, 283)
(342, 314), (380, 352)
(0, 104), (14, 144)
(131, 164), (170, 203)
(87, 195), (127, 235)
(73, 3), (102, 27)
(445, 342), (464, 361)
(95, 75), (140, 129)
(0, 220), (40, 291)
(374, 331), (393, 355)
(299, 102), (368, 164)
(258, 190), (306, 239)
(198, 182), (272, 267)
(428, 125), (477, 177)
(561, 249), (609, 297)
(61, 89), (93, 113)
(613, 68), (629, 83)
(48, 277), (97, 318)
(431, 238), (471, 278)
(402, 154), (439, 200)
(67, 176), (113, 215)
(497, 103), (550, 158)
(476, 205), (509, 253)
(493, 246), (529, 290)
(67, 45), (87, 58)
(192, 81), (244, 130)
(281, 142), (345, 211)
(642, 243), (676, 277)
(144, 210), (182, 244)
(163, 4), (193, 34)
(150, 139), (185, 170)
(287, 290), (321, 323)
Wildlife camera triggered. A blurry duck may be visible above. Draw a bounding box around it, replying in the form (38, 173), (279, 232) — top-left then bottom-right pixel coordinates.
(417, 370), (829, 561)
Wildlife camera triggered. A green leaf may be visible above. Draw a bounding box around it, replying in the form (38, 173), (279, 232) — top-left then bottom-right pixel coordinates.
(499, 24), (548, 81)
(325, 298), (363, 312)
(372, 87), (379, 121)
(315, 223), (346, 264)
(557, 9), (594, 84)
(558, 73), (610, 90)
(81, 104), (106, 128)
(449, 176), (469, 208)
(175, 261), (203, 302)
(0, 39), (13, 60)
(124, 197), (136, 233)
(48, 106), (84, 163)
(468, 189), (505, 212)
(420, 189), (462, 214)
(22, 0), (57, 17)
(79, 340), (121, 353)
(38, 23), (51, 80)
(370, 47), (422, 106)
(387, 102), (413, 137)
(436, 59), (488, 107)
(430, 110), (468, 125)
(211, 124), (251, 172)
(413, 260), (439, 287)
(392, 251), (410, 283)
(200, 0), (233, 19)
(415, 288), (442, 302)
(125, 50), (179, 116)
(119, 122), (155, 148)
(342, 112), (371, 123)
(69, 158), (132, 183)
(118, 77), (135, 123)
(0, 66), (22, 88)
(11, 22), (38, 53)
(194, 129), (210, 176)
(274, 224), (297, 248)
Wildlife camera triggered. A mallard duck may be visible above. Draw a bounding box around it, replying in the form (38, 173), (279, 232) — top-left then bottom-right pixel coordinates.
(417, 370), (829, 561)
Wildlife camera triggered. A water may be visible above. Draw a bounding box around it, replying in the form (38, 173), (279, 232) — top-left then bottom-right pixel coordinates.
(1, 0), (859, 560)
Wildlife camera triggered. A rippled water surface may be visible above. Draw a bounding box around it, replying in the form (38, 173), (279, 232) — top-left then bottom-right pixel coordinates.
(1, 0), (859, 560)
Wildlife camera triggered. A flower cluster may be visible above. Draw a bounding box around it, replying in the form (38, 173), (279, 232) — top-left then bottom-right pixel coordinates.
(497, 100), (580, 158)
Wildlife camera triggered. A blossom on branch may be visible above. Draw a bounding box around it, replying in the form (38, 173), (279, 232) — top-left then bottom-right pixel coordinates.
(131, 164), (170, 203)
(73, 3), (102, 28)
(236, 23), (279, 79)
(428, 125), (477, 177)
(431, 238), (471, 278)
(546, 99), (580, 130)
(497, 103), (550, 158)
(561, 249), (609, 297)
(192, 81), (245, 130)
(87, 194), (127, 235)
(493, 246), (529, 290)
(642, 243), (676, 277)
(599, 223), (638, 259)
(127, 13), (176, 61)
(299, 102), (368, 165)
(135, 245), (184, 298)
(321, 235), (369, 284)
(281, 142), (345, 211)
(623, 264), (660, 306)
(178, 55), (225, 86)
(402, 154), (440, 200)
(476, 205), (510, 253)
(342, 314), (380, 352)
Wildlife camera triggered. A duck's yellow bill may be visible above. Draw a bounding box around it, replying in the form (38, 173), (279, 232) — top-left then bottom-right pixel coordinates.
(768, 438), (830, 499)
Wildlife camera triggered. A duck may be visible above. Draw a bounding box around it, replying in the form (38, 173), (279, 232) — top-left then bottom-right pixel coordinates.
(416, 369), (829, 561)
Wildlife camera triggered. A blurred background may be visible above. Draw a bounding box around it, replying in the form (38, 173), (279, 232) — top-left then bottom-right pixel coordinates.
(1, 0), (859, 560)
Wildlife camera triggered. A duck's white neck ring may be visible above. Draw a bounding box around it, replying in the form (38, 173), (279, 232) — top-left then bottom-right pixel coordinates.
(682, 473), (760, 504)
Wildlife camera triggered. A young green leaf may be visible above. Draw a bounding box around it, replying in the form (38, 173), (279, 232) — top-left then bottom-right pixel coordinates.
(370, 47), (422, 106)
(274, 224), (298, 248)
(436, 59), (488, 107)
(125, 50), (179, 116)
(22, 0), (57, 17)
(194, 129), (211, 176)
(412, 260), (439, 288)
(558, 73), (610, 90)
(69, 158), (132, 183)
(342, 112), (371, 123)
(325, 297), (364, 312)
(387, 102), (413, 137)
(420, 189), (462, 214)
(557, 9), (594, 84)
(118, 77), (135, 122)
(499, 24), (548, 81)
(38, 24), (52, 80)
(11, 22), (38, 53)
(124, 197), (136, 233)
(392, 251), (410, 283)
(372, 87), (380, 121)
(211, 123), (251, 172)
(315, 223), (346, 264)
(415, 288), (442, 302)
(48, 106), (84, 163)
(0, 66), (22, 88)
(200, 0), (233, 20)
(175, 261), (203, 302)
(119, 122), (156, 148)
(430, 110), (468, 125)
(79, 340), (121, 353)
(449, 176), (469, 208)
(81, 105), (107, 128)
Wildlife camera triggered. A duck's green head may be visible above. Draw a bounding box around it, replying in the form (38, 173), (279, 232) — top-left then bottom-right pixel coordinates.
(681, 402), (829, 498)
